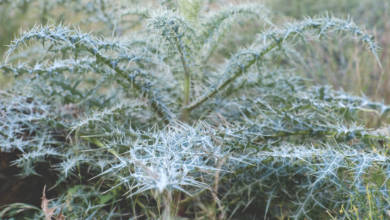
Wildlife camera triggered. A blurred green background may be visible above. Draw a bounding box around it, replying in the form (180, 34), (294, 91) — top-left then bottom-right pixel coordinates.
(265, 0), (390, 104)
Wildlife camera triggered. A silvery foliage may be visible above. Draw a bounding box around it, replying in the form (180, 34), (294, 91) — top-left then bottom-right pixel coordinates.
(1, 0), (390, 219)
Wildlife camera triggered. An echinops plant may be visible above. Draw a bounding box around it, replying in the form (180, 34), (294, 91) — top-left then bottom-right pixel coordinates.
(0, 0), (389, 219)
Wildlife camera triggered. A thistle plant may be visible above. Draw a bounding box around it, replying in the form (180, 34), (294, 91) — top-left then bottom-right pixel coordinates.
(0, 1), (390, 219)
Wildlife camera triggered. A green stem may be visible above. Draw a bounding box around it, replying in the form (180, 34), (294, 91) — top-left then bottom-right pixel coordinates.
(181, 53), (191, 107)
(176, 40), (191, 121)
(87, 46), (175, 122)
(184, 41), (279, 112)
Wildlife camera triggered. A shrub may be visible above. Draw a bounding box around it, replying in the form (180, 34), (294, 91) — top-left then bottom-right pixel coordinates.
(0, 1), (389, 219)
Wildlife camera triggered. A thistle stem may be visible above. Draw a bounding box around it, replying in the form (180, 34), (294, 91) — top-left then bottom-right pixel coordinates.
(176, 40), (191, 121)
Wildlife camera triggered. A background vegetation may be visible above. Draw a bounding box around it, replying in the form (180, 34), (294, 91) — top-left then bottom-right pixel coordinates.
(0, 0), (389, 219)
